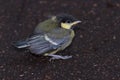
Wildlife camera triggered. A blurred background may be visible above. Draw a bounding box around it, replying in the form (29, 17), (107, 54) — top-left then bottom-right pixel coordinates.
(0, 0), (120, 80)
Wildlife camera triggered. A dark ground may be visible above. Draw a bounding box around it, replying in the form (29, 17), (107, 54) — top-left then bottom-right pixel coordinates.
(0, 0), (120, 80)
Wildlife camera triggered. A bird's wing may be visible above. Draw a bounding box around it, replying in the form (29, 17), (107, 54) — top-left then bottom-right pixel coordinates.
(27, 33), (70, 55)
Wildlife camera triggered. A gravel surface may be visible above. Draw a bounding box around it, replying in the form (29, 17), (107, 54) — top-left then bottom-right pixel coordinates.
(0, 0), (120, 80)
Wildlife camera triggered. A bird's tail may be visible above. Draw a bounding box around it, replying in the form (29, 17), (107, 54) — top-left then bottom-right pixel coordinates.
(13, 40), (30, 49)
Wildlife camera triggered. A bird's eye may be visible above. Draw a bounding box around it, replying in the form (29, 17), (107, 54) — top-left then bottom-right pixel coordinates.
(66, 20), (71, 23)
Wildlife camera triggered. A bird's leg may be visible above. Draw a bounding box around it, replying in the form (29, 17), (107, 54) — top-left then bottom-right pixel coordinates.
(44, 49), (72, 60)
(47, 54), (72, 60)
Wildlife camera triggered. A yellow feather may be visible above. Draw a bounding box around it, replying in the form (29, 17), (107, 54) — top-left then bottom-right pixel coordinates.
(61, 23), (72, 29)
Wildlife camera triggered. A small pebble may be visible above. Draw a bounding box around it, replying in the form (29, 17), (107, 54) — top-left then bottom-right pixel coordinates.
(113, 35), (116, 40)
(19, 74), (24, 77)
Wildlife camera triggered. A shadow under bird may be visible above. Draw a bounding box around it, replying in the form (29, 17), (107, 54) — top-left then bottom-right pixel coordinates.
(13, 14), (81, 60)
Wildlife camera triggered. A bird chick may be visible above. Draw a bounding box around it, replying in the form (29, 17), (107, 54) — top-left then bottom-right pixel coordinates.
(13, 14), (81, 60)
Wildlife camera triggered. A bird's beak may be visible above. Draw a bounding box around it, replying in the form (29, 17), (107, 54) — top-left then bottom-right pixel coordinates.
(61, 20), (82, 29)
(71, 20), (82, 26)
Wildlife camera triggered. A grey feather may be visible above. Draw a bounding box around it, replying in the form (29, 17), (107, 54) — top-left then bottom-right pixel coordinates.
(13, 40), (30, 48)
(14, 28), (73, 55)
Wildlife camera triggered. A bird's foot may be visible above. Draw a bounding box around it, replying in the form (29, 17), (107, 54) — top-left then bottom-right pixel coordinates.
(47, 54), (72, 61)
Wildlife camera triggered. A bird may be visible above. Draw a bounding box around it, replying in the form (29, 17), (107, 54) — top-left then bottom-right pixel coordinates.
(13, 14), (81, 60)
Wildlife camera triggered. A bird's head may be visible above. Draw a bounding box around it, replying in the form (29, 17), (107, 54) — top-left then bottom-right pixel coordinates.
(51, 14), (81, 29)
